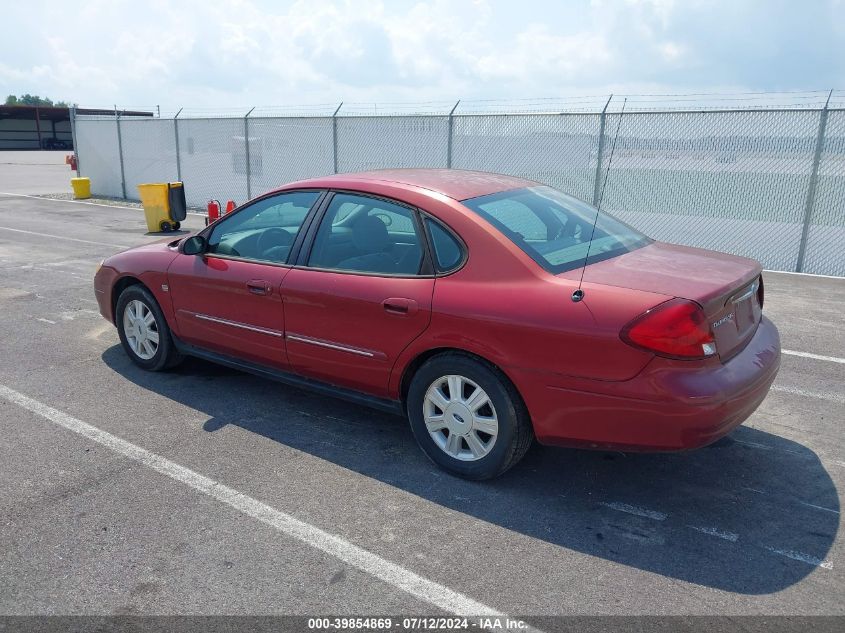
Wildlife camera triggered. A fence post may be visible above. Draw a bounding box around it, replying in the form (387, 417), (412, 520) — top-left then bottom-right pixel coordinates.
(244, 107), (255, 199)
(796, 90), (833, 273)
(69, 104), (80, 177)
(115, 105), (127, 199)
(446, 100), (461, 168)
(173, 108), (183, 182)
(332, 102), (343, 174)
(591, 94), (613, 206)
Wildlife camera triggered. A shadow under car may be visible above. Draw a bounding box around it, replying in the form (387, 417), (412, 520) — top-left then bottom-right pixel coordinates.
(102, 345), (839, 595)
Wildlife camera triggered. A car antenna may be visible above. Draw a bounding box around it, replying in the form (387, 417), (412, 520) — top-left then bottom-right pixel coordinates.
(572, 97), (627, 303)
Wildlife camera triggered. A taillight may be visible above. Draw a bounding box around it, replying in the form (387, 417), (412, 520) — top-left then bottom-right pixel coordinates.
(620, 298), (717, 360)
(757, 275), (764, 309)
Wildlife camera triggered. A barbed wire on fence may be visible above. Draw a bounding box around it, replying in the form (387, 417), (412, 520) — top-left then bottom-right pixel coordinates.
(72, 89), (845, 119)
(70, 89), (845, 276)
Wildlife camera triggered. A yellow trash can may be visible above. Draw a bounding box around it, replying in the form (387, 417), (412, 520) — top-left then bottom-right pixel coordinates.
(137, 182), (186, 232)
(71, 177), (91, 199)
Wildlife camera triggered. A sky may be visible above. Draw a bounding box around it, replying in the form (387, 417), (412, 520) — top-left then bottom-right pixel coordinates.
(1, 0), (844, 112)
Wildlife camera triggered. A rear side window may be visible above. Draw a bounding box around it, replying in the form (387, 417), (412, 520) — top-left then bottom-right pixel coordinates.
(307, 193), (424, 275)
(426, 218), (463, 272)
(462, 186), (650, 274)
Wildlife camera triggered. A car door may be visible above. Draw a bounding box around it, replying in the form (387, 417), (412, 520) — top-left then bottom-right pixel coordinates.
(167, 190), (323, 369)
(281, 192), (435, 398)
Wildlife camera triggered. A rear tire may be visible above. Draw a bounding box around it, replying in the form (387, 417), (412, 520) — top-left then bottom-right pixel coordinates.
(407, 353), (533, 480)
(116, 285), (183, 371)
(172, 221), (181, 231)
(159, 221), (172, 232)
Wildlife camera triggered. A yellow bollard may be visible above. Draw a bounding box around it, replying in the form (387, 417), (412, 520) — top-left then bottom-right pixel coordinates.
(71, 177), (91, 200)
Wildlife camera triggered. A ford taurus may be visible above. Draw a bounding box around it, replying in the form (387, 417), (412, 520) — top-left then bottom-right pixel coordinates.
(94, 169), (781, 479)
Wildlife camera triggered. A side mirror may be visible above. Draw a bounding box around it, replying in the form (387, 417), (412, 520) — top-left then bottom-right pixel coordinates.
(181, 235), (207, 256)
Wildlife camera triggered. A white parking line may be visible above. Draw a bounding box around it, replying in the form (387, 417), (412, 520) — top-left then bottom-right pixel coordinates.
(0, 191), (140, 211)
(742, 487), (840, 515)
(688, 525), (739, 542)
(0, 383), (505, 618)
(798, 502), (840, 515)
(0, 226), (123, 248)
(763, 546), (833, 570)
(599, 501), (668, 521)
(764, 269), (845, 281)
(782, 350), (845, 365)
(771, 385), (845, 405)
(0, 191), (206, 216)
(732, 439), (802, 455)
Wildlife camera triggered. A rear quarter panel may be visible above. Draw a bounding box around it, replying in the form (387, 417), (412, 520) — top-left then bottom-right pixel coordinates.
(387, 194), (667, 398)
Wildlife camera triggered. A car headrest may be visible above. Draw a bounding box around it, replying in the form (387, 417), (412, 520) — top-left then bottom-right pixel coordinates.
(352, 214), (390, 253)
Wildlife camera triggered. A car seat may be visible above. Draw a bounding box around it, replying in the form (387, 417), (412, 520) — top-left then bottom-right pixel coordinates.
(337, 215), (397, 273)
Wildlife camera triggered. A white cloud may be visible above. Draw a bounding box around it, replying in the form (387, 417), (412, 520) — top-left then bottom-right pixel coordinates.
(622, 0), (677, 27)
(0, 0), (842, 109)
(658, 41), (684, 62)
(473, 24), (612, 82)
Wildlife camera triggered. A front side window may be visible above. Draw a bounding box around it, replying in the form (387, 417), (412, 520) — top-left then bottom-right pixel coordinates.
(308, 193), (424, 275)
(462, 186), (650, 273)
(206, 190), (320, 263)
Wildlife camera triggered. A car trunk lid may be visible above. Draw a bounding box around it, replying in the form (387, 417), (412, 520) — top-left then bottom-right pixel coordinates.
(572, 241), (763, 360)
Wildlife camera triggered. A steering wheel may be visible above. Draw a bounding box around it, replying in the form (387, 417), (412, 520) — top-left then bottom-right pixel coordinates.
(257, 227), (293, 254)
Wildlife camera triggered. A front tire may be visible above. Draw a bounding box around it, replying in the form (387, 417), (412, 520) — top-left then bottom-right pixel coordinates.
(116, 285), (183, 371)
(407, 353), (533, 480)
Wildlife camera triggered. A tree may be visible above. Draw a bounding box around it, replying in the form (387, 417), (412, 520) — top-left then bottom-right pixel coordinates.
(19, 94), (52, 106)
(5, 94), (67, 107)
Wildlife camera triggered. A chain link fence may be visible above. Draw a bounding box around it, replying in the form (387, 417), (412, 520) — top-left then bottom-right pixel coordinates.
(73, 118), (123, 199)
(72, 94), (845, 275)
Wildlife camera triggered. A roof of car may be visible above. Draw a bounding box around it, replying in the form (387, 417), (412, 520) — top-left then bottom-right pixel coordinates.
(280, 168), (537, 201)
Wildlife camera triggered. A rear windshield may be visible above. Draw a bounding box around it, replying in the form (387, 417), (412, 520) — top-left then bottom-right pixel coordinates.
(462, 186), (651, 274)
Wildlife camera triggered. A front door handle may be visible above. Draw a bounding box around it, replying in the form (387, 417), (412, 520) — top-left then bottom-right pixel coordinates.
(383, 297), (418, 315)
(247, 280), (272, 296)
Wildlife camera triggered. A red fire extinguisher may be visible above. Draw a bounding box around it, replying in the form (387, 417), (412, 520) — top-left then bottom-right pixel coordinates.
(206, 199), (221, 226)
(225, 200), (237, 214)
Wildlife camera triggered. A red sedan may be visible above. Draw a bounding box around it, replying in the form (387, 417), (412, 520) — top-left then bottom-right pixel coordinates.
(94, 169), (781, 480)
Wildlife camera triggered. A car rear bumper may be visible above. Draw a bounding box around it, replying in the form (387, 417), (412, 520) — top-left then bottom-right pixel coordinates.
(513, 316), (781, 451)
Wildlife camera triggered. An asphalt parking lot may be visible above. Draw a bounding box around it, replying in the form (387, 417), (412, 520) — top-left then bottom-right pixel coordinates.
(0, 154), (843, 621)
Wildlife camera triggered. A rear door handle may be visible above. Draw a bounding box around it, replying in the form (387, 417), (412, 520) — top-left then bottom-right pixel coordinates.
(247, 280), (272, 296)
(383, 297), (417, 315)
